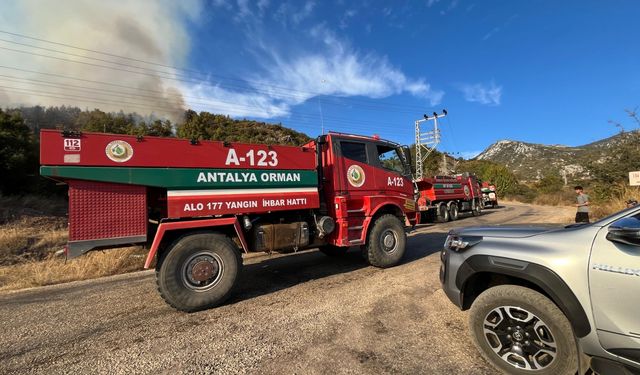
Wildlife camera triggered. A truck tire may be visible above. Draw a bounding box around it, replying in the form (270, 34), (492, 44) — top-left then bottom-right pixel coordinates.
(472, 200), (482, 216)
(437, 203), (450, 222)
(469, 285), (579, 375)
(156, 232), (242, 312)
(364, 214), (406, 268)
(448, 203), (459, 221)
(319, 245), (348, 257)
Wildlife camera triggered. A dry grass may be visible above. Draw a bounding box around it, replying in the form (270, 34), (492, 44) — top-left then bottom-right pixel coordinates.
(508, 185), (640, 221)
(0, 247), (147, 291)
(532, 190), (576, 207)
(0, 216), (68, 265)
(590, 185), (640, 220)
(0, 195), (147, 292)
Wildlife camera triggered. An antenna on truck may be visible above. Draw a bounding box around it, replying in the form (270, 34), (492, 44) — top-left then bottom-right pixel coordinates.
(415, 109), (447, 179)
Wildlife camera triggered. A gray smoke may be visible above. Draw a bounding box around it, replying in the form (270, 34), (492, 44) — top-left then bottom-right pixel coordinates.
(0, 0), (201, 121)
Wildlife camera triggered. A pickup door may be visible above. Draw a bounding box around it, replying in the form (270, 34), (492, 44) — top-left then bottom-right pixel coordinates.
(589, 210), (640, 362)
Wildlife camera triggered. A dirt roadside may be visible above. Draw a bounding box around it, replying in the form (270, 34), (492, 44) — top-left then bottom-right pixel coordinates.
(0, 203), (573, 374)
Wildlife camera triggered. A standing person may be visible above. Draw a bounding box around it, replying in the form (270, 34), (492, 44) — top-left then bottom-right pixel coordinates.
(574, 186), (590, 223)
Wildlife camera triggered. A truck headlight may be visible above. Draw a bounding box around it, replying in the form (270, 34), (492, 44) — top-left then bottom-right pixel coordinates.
(444, 234), (483, 252)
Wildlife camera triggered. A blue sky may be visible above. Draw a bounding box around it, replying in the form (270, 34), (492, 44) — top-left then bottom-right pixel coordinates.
(183, 0), (640, 157)
(1, 0), (639, 158)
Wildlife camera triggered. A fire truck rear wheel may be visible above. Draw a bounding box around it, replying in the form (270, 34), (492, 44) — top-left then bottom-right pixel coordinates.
(449, 203), (459, 221)
(437, 203), (450, 223)
(156, 232), (242, 312)
(365, 214), (406, 268)
(472, 200), (483, 216)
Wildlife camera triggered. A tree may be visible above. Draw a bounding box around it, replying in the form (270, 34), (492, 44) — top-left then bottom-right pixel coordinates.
(589, 108), (640, 185)
(535, 174), (564, 194)
(0, 109), (36, 194)
(458, 159), (519, 195)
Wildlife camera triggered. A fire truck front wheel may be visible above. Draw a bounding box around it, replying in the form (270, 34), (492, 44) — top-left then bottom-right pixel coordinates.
(365, 214), (407, 268)
(155, 232), (242, 312)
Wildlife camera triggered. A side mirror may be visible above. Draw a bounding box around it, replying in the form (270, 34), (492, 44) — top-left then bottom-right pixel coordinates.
(606, 217), (640, 246)
(402, 146), (413, 177)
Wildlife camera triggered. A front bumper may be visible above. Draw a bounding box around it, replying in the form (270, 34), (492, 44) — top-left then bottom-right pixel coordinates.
(440, 248), (464, 309)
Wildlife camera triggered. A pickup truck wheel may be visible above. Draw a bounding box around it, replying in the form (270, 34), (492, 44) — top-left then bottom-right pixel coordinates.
(469, 285), (578, 375)
(448, 204), (459, 221)
(319, 245), (348, 256)
(365, 214), (406, 268)
(156, 232), (242, 312)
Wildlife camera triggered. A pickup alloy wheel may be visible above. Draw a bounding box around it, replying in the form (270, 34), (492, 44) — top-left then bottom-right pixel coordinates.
(469, 285), (579, 375)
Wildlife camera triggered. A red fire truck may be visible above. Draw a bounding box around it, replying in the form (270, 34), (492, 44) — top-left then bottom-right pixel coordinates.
(414, 173), (482, 223)
(40, 130), (416, 311)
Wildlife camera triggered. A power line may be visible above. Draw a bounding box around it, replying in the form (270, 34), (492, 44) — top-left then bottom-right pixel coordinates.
(1, 71), (413, 130)
(1, 46), (426, 116)
(0, 30), (433, 113)
(2, 87), (182, 114)
(4, 86), (405, 139)
(0, 29), (195, 74)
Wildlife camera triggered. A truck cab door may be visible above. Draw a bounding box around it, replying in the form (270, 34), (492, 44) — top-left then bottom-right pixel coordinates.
(373, 143), (414, 199)
(331, 138), (379, 245)
(588, 209), (640, 360)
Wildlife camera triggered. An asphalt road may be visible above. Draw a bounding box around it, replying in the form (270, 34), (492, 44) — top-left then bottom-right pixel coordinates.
(0, 203), (567, 374)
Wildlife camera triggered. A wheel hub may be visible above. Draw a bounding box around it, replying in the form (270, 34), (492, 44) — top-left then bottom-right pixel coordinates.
(191, 259), (218, 282)
(380, 230), (398, 253)
(182, 252), (224, 291)
(483, 306), (557, 371)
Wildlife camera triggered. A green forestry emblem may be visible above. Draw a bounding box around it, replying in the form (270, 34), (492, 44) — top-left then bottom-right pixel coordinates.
(347, 165), (366, 187)
(105, 140), (134, 162)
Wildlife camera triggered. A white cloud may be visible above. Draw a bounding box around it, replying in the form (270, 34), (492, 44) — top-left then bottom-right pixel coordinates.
(459, 82), (502, 106)
(184, 24), (444, 118)
(482, 27), (500, 41)
(292, 1), (316, 24)
(339, 9), (357, 29)
(182, 82), (290, 118)
(257, 0), (269, 10)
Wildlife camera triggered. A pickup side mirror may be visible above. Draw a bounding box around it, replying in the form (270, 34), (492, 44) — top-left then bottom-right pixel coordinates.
(606, 217), (640, 246)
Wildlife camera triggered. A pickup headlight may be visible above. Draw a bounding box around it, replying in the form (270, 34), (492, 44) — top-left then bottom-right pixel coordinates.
(444, 234), (483, 252)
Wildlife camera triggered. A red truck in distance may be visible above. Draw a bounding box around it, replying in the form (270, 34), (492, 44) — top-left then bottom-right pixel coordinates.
(415, 173), (483, 223)
(40, 130), (417, 312)
(480, 181), (499, 208)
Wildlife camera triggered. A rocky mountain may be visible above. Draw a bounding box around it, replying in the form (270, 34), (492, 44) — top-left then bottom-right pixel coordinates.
(475, 131), (639, 181)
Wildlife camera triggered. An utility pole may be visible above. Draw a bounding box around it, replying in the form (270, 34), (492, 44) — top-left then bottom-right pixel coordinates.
(318, 79), (327, 134)
(414, 109), (447, 179)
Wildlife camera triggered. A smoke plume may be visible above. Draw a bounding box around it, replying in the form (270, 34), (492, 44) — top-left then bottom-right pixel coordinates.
(0, 0), (201, 121)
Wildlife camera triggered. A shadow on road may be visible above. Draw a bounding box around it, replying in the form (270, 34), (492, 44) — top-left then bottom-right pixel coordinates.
(227, 230), (449, 306)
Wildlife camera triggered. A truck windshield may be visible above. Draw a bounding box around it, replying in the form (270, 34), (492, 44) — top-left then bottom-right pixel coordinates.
(377, 144), (406, 174)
